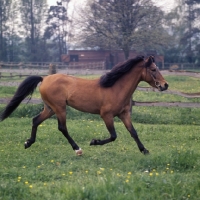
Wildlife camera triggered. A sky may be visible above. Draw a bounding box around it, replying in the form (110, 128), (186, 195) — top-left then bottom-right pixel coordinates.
(47, 0), (176, 12)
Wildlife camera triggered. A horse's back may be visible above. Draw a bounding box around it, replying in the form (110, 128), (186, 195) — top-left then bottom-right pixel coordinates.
(39, 74), (103, 113)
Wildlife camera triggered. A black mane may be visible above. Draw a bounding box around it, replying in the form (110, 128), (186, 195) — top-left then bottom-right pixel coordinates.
(99, 56), (144, 87)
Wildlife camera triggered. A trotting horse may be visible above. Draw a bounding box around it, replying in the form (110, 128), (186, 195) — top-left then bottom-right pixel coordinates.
(0, 56), (168, 155)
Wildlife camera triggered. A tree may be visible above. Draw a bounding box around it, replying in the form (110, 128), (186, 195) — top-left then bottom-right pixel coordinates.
(6, 0), (23, 61)
(164, 0), (200, 63)
(44, 0), (71, 61)
(0, 0), (12, 61)
(75, 0), (171, 60)
(181, 0), (200, 63)
(20, 0), (48, 61)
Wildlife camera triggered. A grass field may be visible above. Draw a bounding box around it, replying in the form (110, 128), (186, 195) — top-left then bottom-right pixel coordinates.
(0, 75), (200, 199)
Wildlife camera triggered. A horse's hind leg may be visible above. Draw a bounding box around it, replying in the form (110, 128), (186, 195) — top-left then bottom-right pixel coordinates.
(55, 106), (82, 155)
(24, 104), (54, 149)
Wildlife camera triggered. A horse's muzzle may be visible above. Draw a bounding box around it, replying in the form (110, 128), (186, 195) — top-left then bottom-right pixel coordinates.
(159, 83), (168, 91)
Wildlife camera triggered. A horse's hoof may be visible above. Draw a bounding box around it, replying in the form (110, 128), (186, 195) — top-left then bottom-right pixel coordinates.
(90, 139), (101, 145)
(24, 140), (32, 149)
(142, 148), (150, 155)
(75, 148), (83, 156)
(24, 141), (29, 149)
(90, 139), (96, 145)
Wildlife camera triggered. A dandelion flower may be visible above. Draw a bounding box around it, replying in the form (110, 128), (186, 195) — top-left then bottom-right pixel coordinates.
(149, 173), (153, 176)
(85, 171), (88, 173)
(29, 185), (33, 188)
(125, 179), (129, 183)
(128, 172), (132, 175)
(97, 171), (101, 175)
(69, 171), (73, 175)
(25, 181), (28, 184)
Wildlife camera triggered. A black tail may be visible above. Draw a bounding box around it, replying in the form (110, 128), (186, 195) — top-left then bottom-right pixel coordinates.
(0, 76), (43, 121)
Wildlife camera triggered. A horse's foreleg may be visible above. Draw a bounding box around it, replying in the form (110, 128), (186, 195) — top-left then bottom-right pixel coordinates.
(90, 115), (117, 145)
(56, 109), (82, 155)
(119, 111), (149, 155)
(25, 105), (54, 149)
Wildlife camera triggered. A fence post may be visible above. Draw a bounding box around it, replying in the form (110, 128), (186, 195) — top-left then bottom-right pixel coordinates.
(49, 63), (57, 74)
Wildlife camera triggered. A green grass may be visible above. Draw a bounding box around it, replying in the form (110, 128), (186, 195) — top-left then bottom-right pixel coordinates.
(0, 75), (200, 199)
(0, 86), (41, 98)
(0, 105), (200, 199)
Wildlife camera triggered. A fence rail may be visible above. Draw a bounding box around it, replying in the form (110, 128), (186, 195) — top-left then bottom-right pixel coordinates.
(0, 61), (200, 71)
(0, 61), (105, 70)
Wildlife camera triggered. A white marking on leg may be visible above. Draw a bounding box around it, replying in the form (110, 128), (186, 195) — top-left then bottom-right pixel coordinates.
(75, 148), (83, 156)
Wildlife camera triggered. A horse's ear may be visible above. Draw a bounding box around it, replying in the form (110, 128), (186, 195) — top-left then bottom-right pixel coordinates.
(145, 56), (153, 67)
(150, 55), (155, 62)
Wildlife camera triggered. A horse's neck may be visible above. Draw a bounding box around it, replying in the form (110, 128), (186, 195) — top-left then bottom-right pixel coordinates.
(115, 67), (143, 99)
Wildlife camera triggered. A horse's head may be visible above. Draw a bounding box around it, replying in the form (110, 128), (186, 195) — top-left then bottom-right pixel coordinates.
(142, 56), (168, 91)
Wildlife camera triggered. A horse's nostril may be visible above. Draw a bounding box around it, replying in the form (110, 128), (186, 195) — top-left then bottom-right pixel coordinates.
(164, 83), (168, 89)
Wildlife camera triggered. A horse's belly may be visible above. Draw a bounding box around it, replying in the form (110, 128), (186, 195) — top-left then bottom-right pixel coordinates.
(67, 100), (100, 114)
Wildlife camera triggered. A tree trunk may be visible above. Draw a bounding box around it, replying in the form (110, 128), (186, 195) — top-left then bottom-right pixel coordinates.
(123, 46), (130, 60)
(30, 0), (36, 61)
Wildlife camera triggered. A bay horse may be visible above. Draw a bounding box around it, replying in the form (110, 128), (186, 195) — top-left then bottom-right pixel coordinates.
(0, 56), (168, 155)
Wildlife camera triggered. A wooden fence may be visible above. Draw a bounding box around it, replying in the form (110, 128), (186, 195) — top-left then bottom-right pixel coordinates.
(0, 61), (105, 70)
(131, 70), (200, 108)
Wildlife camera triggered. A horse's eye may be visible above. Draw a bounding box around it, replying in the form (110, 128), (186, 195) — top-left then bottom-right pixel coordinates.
(151, 68), (156, 72)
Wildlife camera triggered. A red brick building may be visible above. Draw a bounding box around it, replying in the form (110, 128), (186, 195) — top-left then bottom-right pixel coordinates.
(61, 50), (164, 69)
